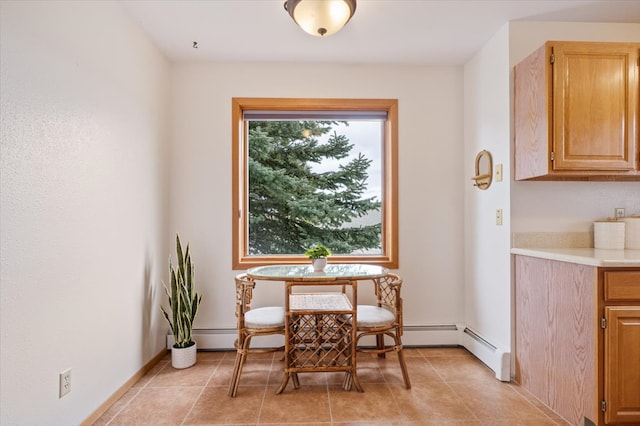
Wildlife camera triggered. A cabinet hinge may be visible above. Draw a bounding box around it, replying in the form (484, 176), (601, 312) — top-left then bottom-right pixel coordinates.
(550, 151), (555, 162)
(550, 54), (555, 65)
(601, 399), (607, 412)
(601, 317), (607, 329)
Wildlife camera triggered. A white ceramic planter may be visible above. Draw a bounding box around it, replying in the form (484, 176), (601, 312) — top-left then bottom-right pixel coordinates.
(171, 342), (197, 369)
(312, 257), (327, 272)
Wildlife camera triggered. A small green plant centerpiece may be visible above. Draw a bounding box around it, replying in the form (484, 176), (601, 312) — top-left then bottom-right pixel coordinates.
(304, 244), (332, 272)
(162, 234), (202, 369)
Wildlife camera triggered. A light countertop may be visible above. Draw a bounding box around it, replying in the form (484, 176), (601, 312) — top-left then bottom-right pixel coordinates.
(511, 247), (640, 267)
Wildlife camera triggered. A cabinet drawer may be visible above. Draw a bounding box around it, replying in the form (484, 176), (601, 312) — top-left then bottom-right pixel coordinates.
(604, 271), (640, 301)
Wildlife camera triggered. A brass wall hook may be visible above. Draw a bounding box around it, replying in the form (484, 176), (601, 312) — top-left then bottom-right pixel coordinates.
(471, 150), (493, 190)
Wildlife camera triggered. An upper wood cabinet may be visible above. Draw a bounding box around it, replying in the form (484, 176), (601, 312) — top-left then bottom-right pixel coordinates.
(514, 41), (640, 181)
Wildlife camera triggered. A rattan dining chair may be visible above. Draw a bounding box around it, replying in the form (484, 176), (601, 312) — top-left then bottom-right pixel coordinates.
(228, 273), (285, 397)
(354, 273), (411, 389)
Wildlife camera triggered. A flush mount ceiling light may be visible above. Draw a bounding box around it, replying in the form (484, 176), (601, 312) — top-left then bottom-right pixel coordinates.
(284, 0), (357, 37)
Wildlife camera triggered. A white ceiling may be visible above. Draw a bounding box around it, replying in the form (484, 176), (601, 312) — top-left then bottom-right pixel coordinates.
(119, 0), (640, 65)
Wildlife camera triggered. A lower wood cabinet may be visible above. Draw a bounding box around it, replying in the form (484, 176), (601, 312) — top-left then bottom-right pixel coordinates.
(604, 306), (640, 424)
(515, 256), (640, 425)
(603, 271), (640, 424)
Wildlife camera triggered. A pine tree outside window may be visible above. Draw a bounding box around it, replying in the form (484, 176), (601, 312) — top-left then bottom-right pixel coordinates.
(232, 98), (398, 269)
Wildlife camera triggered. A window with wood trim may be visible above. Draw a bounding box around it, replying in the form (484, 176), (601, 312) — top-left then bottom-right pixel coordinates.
(232, 98), (398, 269)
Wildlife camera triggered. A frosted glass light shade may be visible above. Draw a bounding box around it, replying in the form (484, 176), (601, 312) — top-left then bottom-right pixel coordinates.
(285, 0), (356, 37)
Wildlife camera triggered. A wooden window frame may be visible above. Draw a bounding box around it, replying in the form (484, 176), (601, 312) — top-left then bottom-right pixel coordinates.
(232, 97), (398, 269)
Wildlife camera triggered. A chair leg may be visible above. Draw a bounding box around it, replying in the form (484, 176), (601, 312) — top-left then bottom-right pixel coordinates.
(345, 333), (364, 392)
(292, 372), (300, 389)
(276, 372), (291, 394)
(376, 333), (386, 358)
(343, 370), (364, 392)
(394, 332), (411, 389)
(228, 351), (243, 397)
(342, 371), (351, 390)
(228, 335), (252, 397)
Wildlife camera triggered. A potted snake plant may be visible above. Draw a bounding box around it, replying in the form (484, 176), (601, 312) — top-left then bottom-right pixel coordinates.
(161, 234), (202, 369)
(304, 244), (332, 272)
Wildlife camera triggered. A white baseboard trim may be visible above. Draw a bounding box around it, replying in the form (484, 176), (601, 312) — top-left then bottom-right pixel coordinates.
(169, 323), (511, 382)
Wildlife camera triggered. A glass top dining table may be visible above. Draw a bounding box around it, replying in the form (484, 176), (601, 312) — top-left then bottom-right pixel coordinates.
(246, 263), (389, 281)
(246, 263), (389, 394)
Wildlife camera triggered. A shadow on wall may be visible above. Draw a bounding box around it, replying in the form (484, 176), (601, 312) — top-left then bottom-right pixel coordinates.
(141, 251), (157, 360)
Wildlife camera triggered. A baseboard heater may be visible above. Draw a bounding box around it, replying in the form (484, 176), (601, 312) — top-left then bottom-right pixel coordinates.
(459, 326), (510, 382)
(172, 324), (462, 351)
(169, 323), (510, 381)
(462, 326), (497, 350)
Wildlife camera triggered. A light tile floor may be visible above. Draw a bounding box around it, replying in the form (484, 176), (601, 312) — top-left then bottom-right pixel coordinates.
(93, 347), (570, 425)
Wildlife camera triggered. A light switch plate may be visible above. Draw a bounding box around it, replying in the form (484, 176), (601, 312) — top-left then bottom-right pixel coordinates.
(495, 164), (503, 182)
(496, 209), (503, 226)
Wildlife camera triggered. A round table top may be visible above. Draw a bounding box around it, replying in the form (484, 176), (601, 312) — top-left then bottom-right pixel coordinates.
(246, 263), (389, 281)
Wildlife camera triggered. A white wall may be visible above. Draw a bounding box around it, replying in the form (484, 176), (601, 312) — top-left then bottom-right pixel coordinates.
(510, 22), (640, 232)
(5, 6), (633, 423)
(0, 1), (169, 424)
(461, 21), (640, 380)
(169, 63), (466, 333)
(463, 26), (513, 360)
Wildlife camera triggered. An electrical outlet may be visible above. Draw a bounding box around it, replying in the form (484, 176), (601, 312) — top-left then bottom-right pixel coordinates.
(59, 369), (71, 398)
(615, 208), (625, 219)
(496, 209), (503, 226)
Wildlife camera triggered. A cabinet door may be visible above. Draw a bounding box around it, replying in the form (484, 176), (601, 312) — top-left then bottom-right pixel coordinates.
(604, 306), (640, 424)
(514, 43), (552, 180)
(552, 42), (638, 171)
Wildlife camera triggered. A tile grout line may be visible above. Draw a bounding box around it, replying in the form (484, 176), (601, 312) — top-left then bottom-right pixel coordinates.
(179, 359), (223, 425)
(327, 370), (339, 426)
(101, 386), (144, 426)
(424, 357), (482, 424)
(508, 385), (557, 423)
(101, 359), (169, 425)
(94, 348), (571, 425)
(507, 383), (571, 425)
(255, 353), (277, 425)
